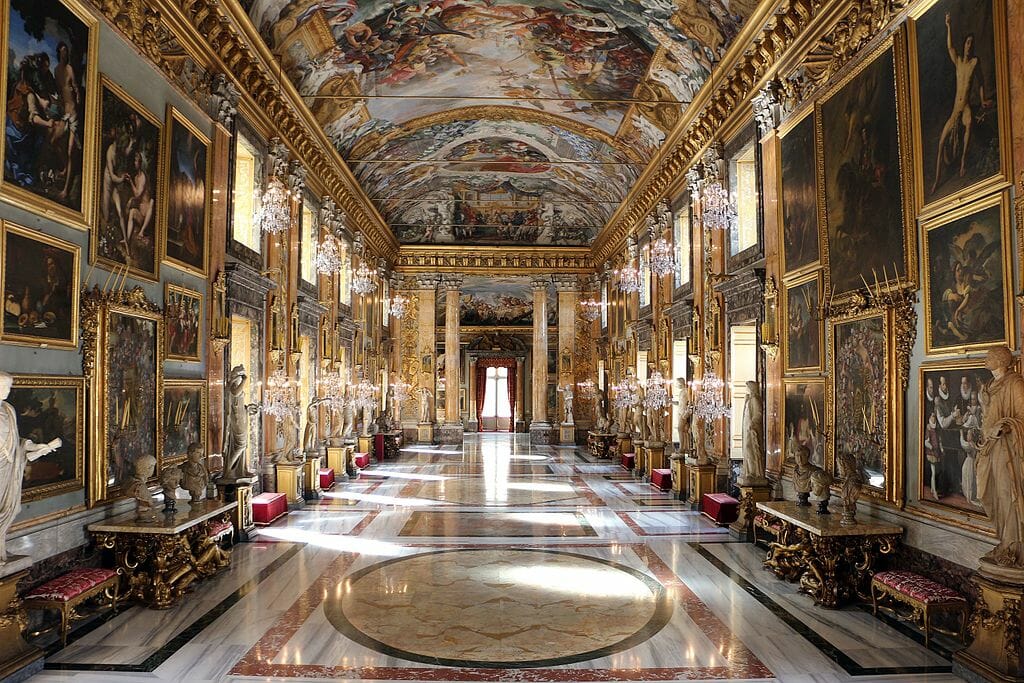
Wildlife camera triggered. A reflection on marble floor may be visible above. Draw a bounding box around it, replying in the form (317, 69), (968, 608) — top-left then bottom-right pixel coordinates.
(26, 433), (962, 683)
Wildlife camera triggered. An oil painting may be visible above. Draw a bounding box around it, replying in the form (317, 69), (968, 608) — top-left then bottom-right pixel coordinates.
(819, 42), (911, 296)
(94, 78), (161, 280)
(779, 112), (818, 273)
(919, 361), (990, 515)
(163, 379), (206, 466)
(913, 0), (1007, 208)
(9, 375), (83, 501)
(165, 283), (202, 362)
(783, 274), (821, 373)
(1, 222), (79, 348)
(0, 0), (96, 228)
(440, 276), (556, 327)
(783, 380), (824, 468)
(162, 107), (209, 275)
(923, 192), (1011, 354)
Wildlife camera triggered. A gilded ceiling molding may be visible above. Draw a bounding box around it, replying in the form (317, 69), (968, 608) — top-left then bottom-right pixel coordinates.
(395, 246), (593, 275)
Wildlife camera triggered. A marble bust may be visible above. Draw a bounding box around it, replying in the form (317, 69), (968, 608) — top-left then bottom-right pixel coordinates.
(182, 442), (209, 503)
(126, 454), (158, 521)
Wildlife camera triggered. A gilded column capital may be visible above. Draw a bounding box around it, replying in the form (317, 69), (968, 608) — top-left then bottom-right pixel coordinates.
(552, 274), (580, 293)
(531, 276), (551, 291)
(441, 274), (464, 291)
(416, 274), (441, 290)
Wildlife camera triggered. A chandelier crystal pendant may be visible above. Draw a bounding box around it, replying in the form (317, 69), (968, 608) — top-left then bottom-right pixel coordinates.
(649, 236), (676, 277)
(314, 235), (344, 275)
(317, 369), (346, 409)
(611, 377), (640, 411)
(255, 176), (293, 235)
(643, 372), (671, 410)
(578, 297), (603, 322)
(615, 263), (641, 294)
(262, 368), (298, 420)
(700, 180), (736, 232)
(692, 370), (731, 422)
(351, 262), (377, 295)
(389, 292), (412, 319)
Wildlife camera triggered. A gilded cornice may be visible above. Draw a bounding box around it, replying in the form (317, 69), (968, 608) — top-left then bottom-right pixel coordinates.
(395, 246), (593, 275)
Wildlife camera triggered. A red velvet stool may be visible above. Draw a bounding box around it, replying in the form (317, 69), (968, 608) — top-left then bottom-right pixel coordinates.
(353, 452), (370, 469)
(621, 452), (636, 470)
(252, 492), (288, 525)
(651, 468), (672, 491)
(319, 467), (335, 490)
(701, 493), (739, 525)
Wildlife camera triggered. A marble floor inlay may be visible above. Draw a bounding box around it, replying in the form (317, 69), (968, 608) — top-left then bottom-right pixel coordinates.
(398, 511), (597, 538)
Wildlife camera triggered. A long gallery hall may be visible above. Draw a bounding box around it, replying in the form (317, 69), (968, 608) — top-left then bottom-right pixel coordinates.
(1, 0), (1023, 681)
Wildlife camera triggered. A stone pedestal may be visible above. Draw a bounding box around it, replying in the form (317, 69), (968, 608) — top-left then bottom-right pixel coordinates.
(670, 453), (686, 499)
(529, 422), (553, 444)
(616, 433), (634, 455)
(325, 447), (351, 482)
(0, 556), (42, 683)
(302, 455), (323, 500)
(686, 461), (717, 510)
(729, 482), (772, 541)
(357, 435), (374, 458)
(559, 423), (575, 445)
(416, 422), (434, 444)
(645, 442), (666, 478)
(215, 475), (256, 541)
(954, 564), (1024, 682)
(274, 462), (305, 509)
(439, 422), (464, 445)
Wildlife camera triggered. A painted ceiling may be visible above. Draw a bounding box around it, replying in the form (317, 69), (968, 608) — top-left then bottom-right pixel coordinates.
(247, 0), (760, 246)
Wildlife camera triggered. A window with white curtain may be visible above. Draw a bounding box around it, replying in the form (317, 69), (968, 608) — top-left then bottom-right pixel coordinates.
(481, 367), (512, 418)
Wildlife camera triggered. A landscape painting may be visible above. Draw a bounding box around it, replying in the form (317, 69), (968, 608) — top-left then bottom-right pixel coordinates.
(9, 375), (84, 501)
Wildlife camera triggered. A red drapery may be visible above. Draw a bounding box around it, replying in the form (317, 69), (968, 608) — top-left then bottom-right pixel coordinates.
(475, 357), (518, 432)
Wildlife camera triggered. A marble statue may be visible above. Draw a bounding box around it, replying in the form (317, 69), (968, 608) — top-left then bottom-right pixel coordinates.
(836, 449), (865, 526)
(160, 465), (182, 512)
(559, 384), (574, 425)
(739, 381), (767, 485)
(0, 371), (61, 563)
(633, 384), (647, 442)
(126, 454), (158, 521)
(223, 365), (258, 478)
(976, 346), (1024, 568)
(302, 400), (319, 452)
(791, 439), (833, 513)
(419, 387), (433, 424)
(595, 384), (610, 432)
(645, 399), (661, 444)
(182, 442), (209, 503)
(342, 399), (356, 438)
(674, 378), (693, 454)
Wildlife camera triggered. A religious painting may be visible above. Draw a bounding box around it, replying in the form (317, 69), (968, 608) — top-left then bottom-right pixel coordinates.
(911, 0), (1009, 211)
(8, 374), (84, 501)
(919, 360), (990, 516)
(441, 276), (555, 327)
(0, 0), (97, 230)
(93, 77), (161, 281)
(827, 311), (892, 498)
(818, 39), (914, 297)
(922, 191), (1012, 354)
(778, 111), (819, 274)
(1, 222), (79, 348)
(165, 283), (202, 362)
(162, 107), (210, 276)
(782, 272), (821, 373)
(163, 378), (206, 466)
(782, 380), (825, 469)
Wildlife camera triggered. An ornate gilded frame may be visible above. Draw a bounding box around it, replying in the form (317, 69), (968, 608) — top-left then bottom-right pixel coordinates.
(81, 286), (163, 505)
(0, 0), (98, 231)
(0, 221), (81, 349)
(10, 374), (85, 502)
(92, 75), (164, 282)
(160, 105), (211, 277)
(164, 281), (203, 362)
(781, 269), (823, 374)
(816, 33), (918, 303)
(779, 377), (825, 475)
(907, 0), (1012, 218)
(162, 377), (207, 466)
(776, 106), (820, 277)
(921, 190), (1014, 355)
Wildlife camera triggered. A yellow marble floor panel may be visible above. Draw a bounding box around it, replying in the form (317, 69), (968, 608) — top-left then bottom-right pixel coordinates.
(397, 511), (597, 538)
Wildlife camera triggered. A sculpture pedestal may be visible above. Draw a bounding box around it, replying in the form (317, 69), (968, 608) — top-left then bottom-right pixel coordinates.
(439, 422), (464, 445)
(633, 443), (647, 480)
(616, 433), (634, 455)
(559, 423), (575, 445)
(274, 462), (305, 509)
(302, 455), (323, 500)
(326, 447), (351, 482)
(686, 462), (717, 510)
(215, 475), (256, 541)
(529, 422), (553, 445)
(954, 564), (1024, 682)
(645, 442), (666, 478)
(670, 453), (686, 499)
(729, 482), (772, 541)
(416, 423), (434, 444)
(0, 556), (42, 682)
(357, 435), (374, 459)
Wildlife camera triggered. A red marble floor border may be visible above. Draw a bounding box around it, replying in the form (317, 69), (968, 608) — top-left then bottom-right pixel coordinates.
(388, 477), (607, 508)
(613, 511), (730, 538)
(229, 542), (773, 680)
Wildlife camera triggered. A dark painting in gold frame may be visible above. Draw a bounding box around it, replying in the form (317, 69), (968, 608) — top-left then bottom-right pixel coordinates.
(782, 379), (825, 470)
(163, 378), (206, 466)
(778, 110), (819, 274)
(9, 374), (84, 502)
(161, 106), (210, 276)
(782, 271), (822, 373)
(165, 282), (202, 362)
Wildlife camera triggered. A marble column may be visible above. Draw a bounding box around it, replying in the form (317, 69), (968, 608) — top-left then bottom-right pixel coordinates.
(440, 274), (464, 444)
(415, 274), (439, 443)
(468, 357), (479, 432)
(515, 357), (525, 432)
(553, 275), (578, 445)
(530, 276), (553, 444)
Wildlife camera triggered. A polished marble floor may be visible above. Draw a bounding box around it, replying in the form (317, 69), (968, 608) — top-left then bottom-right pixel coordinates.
(27, 434), (963, 682)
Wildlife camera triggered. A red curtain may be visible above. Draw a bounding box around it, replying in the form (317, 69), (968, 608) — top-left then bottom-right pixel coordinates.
(506, 363), (517, 433)
(475, 365), (487, 428)
(475, 357), (518, 432)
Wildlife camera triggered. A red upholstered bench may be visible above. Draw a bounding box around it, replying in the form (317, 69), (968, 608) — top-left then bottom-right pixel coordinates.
(651, 468), (672, 491)
(208, 518), (234, 545)
(621, 452), (636, 470)
(252, 492), (288, 525)
(23, 568), (119, 646)
(353, 452), (370, 469)
(319, 467), (335, 490)
(871, 570), (968, 646)
(752, 512), (783, 546)
(701, 493), (739, 525)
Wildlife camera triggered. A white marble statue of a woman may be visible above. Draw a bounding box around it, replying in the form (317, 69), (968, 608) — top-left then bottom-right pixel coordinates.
(0, 371), (61, 562)
(739, 380), (768, 485)
(673, 378), (693, 454)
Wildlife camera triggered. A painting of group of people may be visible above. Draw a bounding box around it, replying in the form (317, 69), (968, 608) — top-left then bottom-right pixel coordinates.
(165, 284), (201, 362)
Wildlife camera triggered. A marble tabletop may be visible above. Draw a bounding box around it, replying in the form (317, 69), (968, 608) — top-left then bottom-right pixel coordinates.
(756, 501), (903, 537)
(88, 500), (235, 535)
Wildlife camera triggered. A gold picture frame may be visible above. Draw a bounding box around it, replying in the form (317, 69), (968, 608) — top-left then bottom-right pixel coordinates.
(921, 190), (1014, 355)
(816, 33), (918, 303)
(777, 107), (820, 277)
(908, 0), (1011, 217)
(160, 105), (211, 277)
(1, 221), (80, 349)
(9, 374), (85, 502)
(162, 378), (207, 466)
(81, 287), (163, 504)
(0, 0), (98, 231)
(779, 378), (825, 475)
(781, 270), (823, 374)
(826, 306), (905, 507)
(164, 282), (203, 362)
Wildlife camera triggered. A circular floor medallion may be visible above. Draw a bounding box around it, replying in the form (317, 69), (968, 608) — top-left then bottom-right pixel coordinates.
(325, 548), (672, 668)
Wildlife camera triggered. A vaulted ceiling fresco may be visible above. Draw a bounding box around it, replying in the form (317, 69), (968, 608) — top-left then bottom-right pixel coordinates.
(246, 0), (760, 246)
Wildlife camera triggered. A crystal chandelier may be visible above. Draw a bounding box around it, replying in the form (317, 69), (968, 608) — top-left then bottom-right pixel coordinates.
(255, 176), (293, 235)
(615, 263), (641, 294)
(352, 379), (379, 411)
(643, 372), (670, 411)
(611, 377), (640, 411)
(351, 263), (376, 295)
(317, 368), (346, 409)
(576, 379), (596, 399)
(700, 180), (735, 232)
(692, 371), (731, 421)
(389, 292), (412, 318)
(649, 236), (676, 277)
(314, 235), (345, 275)
(261, 368), (298, 420)
(578, 297), (603, 322)
(391, 378), (413, 406)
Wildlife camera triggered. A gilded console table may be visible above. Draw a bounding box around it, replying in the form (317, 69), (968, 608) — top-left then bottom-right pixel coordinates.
(587, 432), (616, 459)
(756, 501), (903, 609)
(89, 500), (235, 609)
